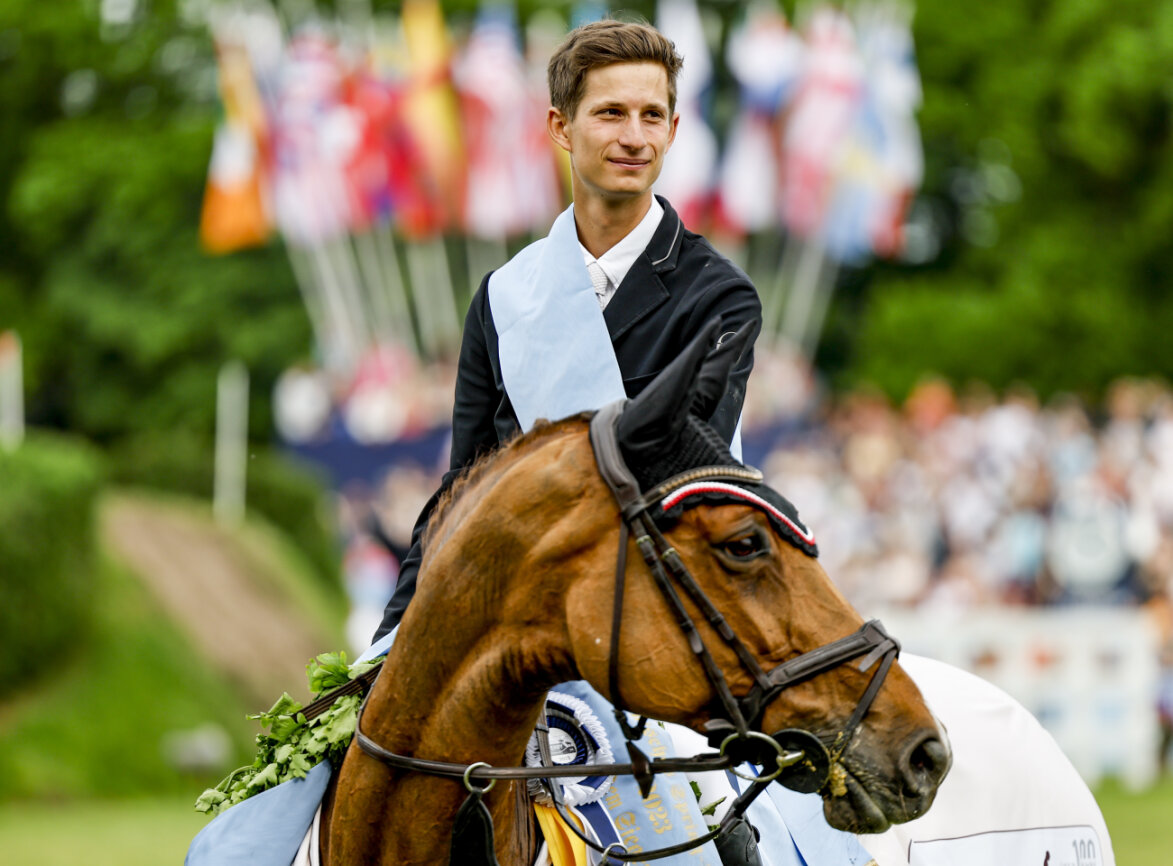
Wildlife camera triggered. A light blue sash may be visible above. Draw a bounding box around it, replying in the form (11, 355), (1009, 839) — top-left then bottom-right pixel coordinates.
(488, 204), (626, 433)
(185, 761), (331, 866)
(489, 203), (743, 460)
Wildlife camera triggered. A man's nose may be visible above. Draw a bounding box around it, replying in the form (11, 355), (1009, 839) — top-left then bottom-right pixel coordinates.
(617, 116), (647, 149)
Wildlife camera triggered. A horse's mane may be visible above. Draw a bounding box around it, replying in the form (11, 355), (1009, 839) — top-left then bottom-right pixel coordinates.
(421, 407), (742, 556)
(421, 413), (593, 554)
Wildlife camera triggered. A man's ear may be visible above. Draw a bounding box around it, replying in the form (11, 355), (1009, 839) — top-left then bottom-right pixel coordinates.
(547, 107), (572, 154)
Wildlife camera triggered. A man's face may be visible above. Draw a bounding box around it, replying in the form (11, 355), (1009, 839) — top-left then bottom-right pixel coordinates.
(549, 61), (679, 205)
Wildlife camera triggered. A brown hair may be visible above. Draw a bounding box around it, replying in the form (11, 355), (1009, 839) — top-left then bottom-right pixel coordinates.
(547, 19), (684, 119)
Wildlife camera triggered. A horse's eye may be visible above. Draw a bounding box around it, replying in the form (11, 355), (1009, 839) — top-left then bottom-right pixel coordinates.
(716, 530), (769, 564)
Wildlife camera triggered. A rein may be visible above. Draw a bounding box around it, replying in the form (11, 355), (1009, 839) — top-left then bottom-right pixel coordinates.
(351, 402), (901, 863)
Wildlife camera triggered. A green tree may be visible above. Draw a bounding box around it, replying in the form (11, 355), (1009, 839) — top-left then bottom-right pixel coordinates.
(840, 0), (1173, 402)
(2, 0), (310, 443)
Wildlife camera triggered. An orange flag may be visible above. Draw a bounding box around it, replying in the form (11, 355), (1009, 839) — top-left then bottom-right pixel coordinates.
(200, 40), (271, 254)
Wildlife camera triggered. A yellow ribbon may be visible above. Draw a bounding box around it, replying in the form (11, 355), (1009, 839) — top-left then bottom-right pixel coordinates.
(533, 803), (589, 866)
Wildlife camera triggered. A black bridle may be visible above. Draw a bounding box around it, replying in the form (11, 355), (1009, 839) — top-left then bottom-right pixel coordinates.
(352, 400), (901, 862)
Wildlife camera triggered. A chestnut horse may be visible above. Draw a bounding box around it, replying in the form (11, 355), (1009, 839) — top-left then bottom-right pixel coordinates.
(318, 328), (950, 865)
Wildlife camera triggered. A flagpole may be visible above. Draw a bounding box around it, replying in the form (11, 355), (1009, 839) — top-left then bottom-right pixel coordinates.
(427, 235), (461, 355)
(306, 241), (362, 374)
(778, 232), (829, 358)
(0, 331), (23, 453)
(326, 233), (378, 353)
(374, 224), (420, 355)
(800, 251), (840, 359)
(464, 234), (507, 312)
(351, 229), (397, 346)
(764, 231), (804, 344)
(404, 238), (441, 357)
(214, 360), (249, 528)
(287, 242), (345, 373)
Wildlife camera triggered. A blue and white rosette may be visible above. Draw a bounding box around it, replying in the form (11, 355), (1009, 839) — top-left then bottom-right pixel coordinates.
(525, 690), (626, 861)
(525, 690), (616, 807)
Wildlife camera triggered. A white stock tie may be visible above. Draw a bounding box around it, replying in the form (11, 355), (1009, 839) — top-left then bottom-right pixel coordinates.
(587, 260), (612, 309)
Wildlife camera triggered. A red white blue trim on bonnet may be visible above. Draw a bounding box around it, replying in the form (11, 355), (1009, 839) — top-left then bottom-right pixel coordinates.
(658, 480), (818, 554)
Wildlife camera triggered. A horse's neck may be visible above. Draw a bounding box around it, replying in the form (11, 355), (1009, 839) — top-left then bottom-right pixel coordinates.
(326, 431), (587, 865)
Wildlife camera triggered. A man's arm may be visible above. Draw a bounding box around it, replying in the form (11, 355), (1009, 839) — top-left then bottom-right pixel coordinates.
(371, 279), (501, 642)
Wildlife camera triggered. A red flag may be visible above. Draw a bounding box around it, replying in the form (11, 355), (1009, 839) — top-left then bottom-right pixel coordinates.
(454, 6), (560, 239)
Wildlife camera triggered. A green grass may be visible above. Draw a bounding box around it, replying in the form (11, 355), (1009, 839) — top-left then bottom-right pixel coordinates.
(1094, 774), (1173, 865)
(0, 794), (212, 866)
(0, 553), (259, 800)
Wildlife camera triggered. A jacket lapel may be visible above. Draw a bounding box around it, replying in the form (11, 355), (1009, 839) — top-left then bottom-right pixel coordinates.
(603, 196), (686, 340)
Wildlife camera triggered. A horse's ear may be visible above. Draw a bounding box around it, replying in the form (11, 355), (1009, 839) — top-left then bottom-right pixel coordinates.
(690, 320), (755, 422)
(616, 318), (723, 462)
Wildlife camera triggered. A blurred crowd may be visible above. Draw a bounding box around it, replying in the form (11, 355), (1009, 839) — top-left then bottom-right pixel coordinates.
(312, 349), (1173, 770)
(752, 371), (1173, 615)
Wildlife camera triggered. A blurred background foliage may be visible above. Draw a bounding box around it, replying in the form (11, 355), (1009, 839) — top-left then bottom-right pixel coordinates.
(3, 0), (309, 442)
(2, 0), (1172, 453)
(842, 0), (1173, 401)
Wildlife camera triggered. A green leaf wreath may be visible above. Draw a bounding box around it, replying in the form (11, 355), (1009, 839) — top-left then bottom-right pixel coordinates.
(195, 651), (382, 816)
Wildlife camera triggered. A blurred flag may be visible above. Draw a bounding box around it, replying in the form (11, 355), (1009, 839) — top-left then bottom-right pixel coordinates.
(714, 1), (804, 237)
(399, 0), (465, 238)
(270, 29), (354, 246)
(858, 1), (923, 259)
(654, 0), (718, 230)
(455, 3), (560, 240)
(199, 38), (272, 254)
(819, 2), (923, 263)
(525, 9), (574, 210)
(777, 5), (864, 241)
(341, 64), (397, 231)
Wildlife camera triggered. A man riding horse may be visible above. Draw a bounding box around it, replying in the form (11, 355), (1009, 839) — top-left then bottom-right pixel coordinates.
(188, 16), (1115, 866)
(373, 18), (760, 645)
(365, 17), (1114, 866)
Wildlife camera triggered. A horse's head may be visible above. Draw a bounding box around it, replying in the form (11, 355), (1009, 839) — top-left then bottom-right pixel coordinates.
(560, 321), (951, 834)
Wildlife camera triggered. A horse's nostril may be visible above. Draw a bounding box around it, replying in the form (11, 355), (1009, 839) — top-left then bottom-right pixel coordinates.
(903, 734), (950, 795)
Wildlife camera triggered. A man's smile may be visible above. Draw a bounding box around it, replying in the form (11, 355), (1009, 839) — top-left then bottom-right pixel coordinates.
(609, 157), (651, 168)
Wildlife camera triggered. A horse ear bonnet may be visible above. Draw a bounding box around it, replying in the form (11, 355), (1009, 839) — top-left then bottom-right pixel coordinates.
(614, 320), (818, 558)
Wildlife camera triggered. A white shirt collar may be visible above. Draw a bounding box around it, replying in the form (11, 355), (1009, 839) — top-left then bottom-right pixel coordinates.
(578, 197), (664, 307)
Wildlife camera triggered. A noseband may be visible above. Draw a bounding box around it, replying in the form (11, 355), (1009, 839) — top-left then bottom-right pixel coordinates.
(352, 401), (901, 863)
